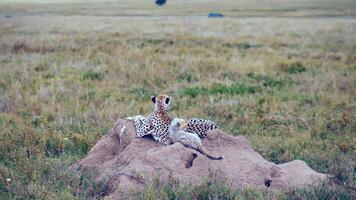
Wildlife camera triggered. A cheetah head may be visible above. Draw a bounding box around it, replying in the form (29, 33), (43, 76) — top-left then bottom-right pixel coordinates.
(151, 94), (171, 112)
(169, 118), (188, 132)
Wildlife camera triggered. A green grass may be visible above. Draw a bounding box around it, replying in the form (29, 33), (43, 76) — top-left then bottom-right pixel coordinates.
(181, 83), (261, 98)
(134, 178), (282, 200)
(132, 177), (355, 200)
(82, 70), (104, 81)
(278, 61), (307, 74)
(0, 1), (355, 199)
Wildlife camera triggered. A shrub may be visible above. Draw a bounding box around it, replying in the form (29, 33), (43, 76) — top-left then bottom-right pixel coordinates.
(222, 43), (262, 49)
(279, 61), (307, 74)
(178, 72), (194, 83)
(181, 83), (261, 98)
(82, 71), (104, 81)
(247, 72), (285, 88)
(34, 60), (49, 72)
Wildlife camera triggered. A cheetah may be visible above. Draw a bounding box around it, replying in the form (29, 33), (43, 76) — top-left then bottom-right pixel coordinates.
(184, 118), (219, 139)
(128, 114), (219, 141)
(130, 95), (173, 145)
(127, 95), (220, 144)
(169, 118), (224, 160)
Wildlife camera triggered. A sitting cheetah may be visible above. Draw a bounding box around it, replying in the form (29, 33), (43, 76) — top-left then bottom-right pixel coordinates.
(169, 118), (224, 160)
(130, 95), (173, 145)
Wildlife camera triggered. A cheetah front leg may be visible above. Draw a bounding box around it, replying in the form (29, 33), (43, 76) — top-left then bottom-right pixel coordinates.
(136, 118), (155, 138)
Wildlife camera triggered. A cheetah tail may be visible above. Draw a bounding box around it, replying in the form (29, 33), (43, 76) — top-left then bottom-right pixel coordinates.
(206, 154), (224, 160)
(198, 146), (224, 160)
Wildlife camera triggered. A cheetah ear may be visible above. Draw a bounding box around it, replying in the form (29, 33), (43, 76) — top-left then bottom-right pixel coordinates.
(165, 97), (170, 104)
(151, 96), (156, 104)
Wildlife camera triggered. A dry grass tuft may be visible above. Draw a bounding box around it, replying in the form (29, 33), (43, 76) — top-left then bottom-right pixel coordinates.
(0, 0), (355, 199)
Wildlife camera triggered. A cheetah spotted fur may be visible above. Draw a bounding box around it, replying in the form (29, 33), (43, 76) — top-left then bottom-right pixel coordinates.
(184, 118), (219, 139)
(129, 95), (173, 145)
(169, 118), (223, 160)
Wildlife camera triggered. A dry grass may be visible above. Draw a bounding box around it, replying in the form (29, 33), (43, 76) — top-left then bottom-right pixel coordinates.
(1, 0), (356, 17)
(0, 0), (355, 199)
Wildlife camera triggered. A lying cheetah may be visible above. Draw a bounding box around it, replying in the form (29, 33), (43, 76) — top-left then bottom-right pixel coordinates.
(184, 118), (219, 139)
(169, 118), (224, 160)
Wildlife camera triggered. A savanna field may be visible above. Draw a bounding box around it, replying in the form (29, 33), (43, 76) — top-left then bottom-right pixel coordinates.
(0, 0), (355, 199)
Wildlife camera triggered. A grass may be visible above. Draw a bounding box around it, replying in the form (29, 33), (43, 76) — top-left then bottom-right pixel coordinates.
(134, 178), (283, 200)
(181, 83), (261, 98)
(0, 0), (355, 199)
(133, 177), (354, 200)
(1, 0), (356, 17)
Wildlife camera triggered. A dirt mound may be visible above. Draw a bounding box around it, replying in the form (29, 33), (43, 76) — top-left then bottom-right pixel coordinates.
(72, 118), (328, 197)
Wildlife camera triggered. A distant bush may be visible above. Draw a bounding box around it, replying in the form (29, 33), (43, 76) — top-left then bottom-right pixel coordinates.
(82, 71), (104, 81)
(247, 72), (285, 88)
(136, 38), (174, 49)
(11, 41), (56, 54)
(34, 60), (49, 72)
(147, 38), (173, 45)
(279, 61), (307, 74)
(42, 73), (55, 79)
(181, 83), (261, 98)
(223, 42), (262, 49)
(178, 72), (195, 83)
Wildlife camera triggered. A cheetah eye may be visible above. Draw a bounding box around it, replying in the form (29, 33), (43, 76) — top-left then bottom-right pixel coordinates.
(165, 97), (170, 104)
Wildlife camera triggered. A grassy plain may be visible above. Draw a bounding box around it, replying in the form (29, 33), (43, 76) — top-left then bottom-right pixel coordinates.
(0, 0), (355, 199)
